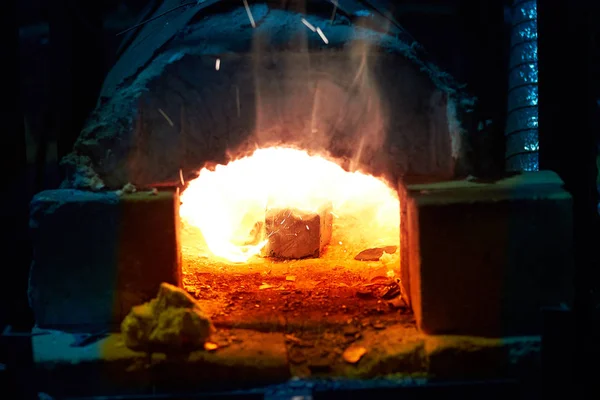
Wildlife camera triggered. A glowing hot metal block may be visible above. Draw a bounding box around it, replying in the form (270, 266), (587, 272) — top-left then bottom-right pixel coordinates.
(263, 203), (333, 259)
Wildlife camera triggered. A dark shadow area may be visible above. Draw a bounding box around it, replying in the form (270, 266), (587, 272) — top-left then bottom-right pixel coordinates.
(537, 0), (600, 395)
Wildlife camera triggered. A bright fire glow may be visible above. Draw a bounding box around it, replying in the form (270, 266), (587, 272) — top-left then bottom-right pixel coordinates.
(180, 147), (400, 263)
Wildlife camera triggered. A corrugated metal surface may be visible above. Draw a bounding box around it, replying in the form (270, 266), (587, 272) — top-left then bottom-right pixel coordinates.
(505, 0), (539, 171)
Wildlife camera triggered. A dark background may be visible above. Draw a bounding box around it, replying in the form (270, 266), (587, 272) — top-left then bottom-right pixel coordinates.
(1, 0), (598, 395)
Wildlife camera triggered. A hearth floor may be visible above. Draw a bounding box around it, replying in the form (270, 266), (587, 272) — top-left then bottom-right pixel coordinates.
(182, 220), (405, 331)
(183, 263), (408, 331)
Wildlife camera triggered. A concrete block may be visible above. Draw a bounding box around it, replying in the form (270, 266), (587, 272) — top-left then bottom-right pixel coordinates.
(28, 189), (181, 331)
(400, 171), (574, 336)
(263, 204), (333, 259)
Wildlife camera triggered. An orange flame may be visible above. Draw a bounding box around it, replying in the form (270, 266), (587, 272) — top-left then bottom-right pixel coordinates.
(180, 147), (399, 263)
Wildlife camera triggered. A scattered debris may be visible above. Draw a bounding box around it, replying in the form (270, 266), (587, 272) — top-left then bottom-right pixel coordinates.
(382, 283), (401, 300)
(204, 341), (218, 351)
(259, 283), (274, 290)
(149, 188), (158, 196)
(356, 280), (401, 300)
(372, 321), (385, 330)
(354, 246), (398, 261)
(386, 296), (408, 309)
(183, 261), (412, 344)
(121, 282), (215, 352)
(116, 182), (137, 196)
(123, 182), (136, 193)
(285, 334), (314, 348)
(344, 333), (362, 344)
(70, 329), (109, 347)
(343, 346), (367, 364)
(230, 335), (243, 343)
(179, 169), (185, 186)
(285, 334), (302, 344)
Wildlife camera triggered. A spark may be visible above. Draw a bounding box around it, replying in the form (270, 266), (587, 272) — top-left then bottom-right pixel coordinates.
(215, 58), (220, 70)
(305, 225), (310, 230)
(301, 18), (316, 32)
(158, 108), (174, 127)
(242, 0), (256, 28)
(316, 27), (329, 44)
(179, 169), (185, 186)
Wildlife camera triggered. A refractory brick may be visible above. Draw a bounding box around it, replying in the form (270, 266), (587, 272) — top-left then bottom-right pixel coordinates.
(399, 171), (574, 337)
(28, 188), (182, 331)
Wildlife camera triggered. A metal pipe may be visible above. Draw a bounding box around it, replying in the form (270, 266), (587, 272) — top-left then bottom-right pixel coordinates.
(505, 0), (539, 171)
